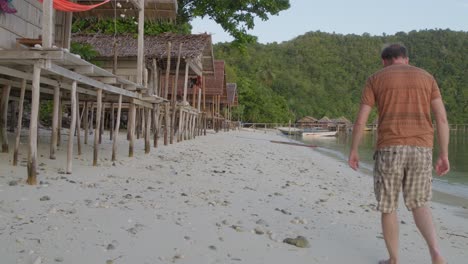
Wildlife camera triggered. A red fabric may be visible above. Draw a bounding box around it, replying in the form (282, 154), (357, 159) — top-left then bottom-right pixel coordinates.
(37, 0), (110, 12)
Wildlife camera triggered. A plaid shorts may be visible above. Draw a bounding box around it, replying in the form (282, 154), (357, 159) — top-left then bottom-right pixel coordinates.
(373, 146), (433, 213)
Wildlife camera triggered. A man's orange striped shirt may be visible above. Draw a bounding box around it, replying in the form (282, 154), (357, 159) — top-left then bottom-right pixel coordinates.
(361, 64), (441, 149)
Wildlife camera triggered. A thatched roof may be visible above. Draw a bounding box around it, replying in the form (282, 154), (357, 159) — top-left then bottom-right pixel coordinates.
(72, 33), (214, 74)
(204, 60), (225, 96)
(297, 116), (317, 123)
(74, 0), (178, 21)
(318, 116), (332, 123)
(333, 116), (352, 124)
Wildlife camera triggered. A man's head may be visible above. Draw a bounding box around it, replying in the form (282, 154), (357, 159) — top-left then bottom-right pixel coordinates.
(381, 44), (409, 67)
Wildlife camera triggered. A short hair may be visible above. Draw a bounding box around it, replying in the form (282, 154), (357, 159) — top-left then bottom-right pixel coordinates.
(381, 44), (408, 60)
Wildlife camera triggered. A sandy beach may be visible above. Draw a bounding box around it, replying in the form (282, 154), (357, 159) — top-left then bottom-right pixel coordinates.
(0, 129), (467, 264)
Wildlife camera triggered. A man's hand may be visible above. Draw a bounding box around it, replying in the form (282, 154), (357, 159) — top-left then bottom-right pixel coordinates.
(348, 150), (360, 171)
(435, 155), (450, 176)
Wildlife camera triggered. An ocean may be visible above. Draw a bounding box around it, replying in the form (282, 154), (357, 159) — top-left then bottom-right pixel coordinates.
(289, 130), (468, 202)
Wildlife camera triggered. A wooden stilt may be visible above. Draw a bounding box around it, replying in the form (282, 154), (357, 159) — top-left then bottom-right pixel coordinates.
(27, 63), (41, 185)
(93, 89), (102, 166)
(141, 107), (146, 139)
(164, 42), (172, 99)
(0, 84), (11, 153)
(110, 103), (115, 140)
(152, 59), (159, 96)
(99, 103), (105, 144)
(84, 101), (89, 144)
(145, 108), (151, 154)
(152, 104), (159, 148)
(13, 79), (26, 166)
(112, 95), (122, 161)
(136, 107), (141, 140)
(163, 103), (169, 145)
(50, 85), (60, 159)
(76, 92), (82, 155)
(57, 98), (62, 146)
(89, 102), (94, 135)
(177, 107), (183, 142)
(128, 103), (136, 157)
(171, 44), (183, 144)
(66, 81), (77, 174)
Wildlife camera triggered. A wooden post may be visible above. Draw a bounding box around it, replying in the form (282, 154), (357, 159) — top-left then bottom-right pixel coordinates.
(89, 102), (94, 136)
(153, 104), (159, 148)
(0, 84), (11, 153)
(58, 98), (62, 146)
(110, 103), (115, 140)
(84, 101), (89, 144)
(13, 80), (26, 166)
(93, 89), (102, 166)
(177, 107), (183, 142)
(41, 0), (53, 48)
(50, 86), (60, 159)
(164, 103), (170, 145)
(145, 108), (151, 154)
(192, 86), (196, 108)
(76, 92), (82, 155)
(112, 95), (122, 161)
(66, 81), (77, 174)
(27, 63), (41, 185)
(171, 43), (182, 144)
(137, 0), (145, 85)
(164, 42), (172, 99)
(128, 103), (136, 157)
(183, 63), (189, 102)
(99, 103), (106, 144)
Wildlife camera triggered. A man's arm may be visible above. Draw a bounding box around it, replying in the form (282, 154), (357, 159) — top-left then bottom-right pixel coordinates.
(431, 98), (450, 176)
(348, 104), (372, 170)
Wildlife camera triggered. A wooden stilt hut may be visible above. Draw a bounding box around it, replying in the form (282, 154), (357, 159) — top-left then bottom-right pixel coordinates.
(73, 33), (215, 144)
(0, 0), (177, 184)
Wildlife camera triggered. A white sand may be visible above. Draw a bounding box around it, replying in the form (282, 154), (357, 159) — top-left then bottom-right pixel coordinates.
(0, 129), (467, 264)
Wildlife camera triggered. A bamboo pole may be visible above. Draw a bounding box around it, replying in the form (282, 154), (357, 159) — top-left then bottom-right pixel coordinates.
(145, 108), (151, 154)
(89, 102), (94, 136)
(93, 89), (102, 166)
(66, 81), (77, 173)
(99, 103), (105, 144)
(0, 84), (11, 153)
(152, 104), (159, 148)
(84, 101), (89, 144)
(129, 103), (136, 157)
(177, 107), (183, 142)
(171, 44), (182, 144)
(164, 103), (169, 145)
(164, 42), (172, 99)
(13, 80), (26, 166)
(112, 95), (122, 161)
(27, 63), (41, 185)
(50, 85), (60, 159)
(183, 63), (189, 102)
(58, 98), (62, 146)
(76, 92), (82, 155)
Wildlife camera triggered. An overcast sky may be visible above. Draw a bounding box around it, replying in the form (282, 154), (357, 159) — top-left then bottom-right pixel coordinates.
(190, 0), (468, 43)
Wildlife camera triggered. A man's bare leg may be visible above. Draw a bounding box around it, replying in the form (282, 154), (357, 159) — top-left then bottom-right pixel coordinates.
(412, 206), (446, 264)
(381, 211), (399, 264)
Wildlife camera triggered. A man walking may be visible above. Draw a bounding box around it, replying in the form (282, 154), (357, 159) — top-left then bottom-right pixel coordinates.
(348, 44), (449, 264)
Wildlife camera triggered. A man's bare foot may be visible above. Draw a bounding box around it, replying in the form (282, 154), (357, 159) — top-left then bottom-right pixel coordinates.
(432, 255), (446, 264)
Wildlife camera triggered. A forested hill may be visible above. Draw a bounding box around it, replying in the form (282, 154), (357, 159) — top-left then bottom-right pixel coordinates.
(214, 29), (468, 124)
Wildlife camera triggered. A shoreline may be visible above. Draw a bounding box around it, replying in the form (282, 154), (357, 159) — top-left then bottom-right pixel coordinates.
(280, 131), (468, 208)
(1, 129), (467, 264)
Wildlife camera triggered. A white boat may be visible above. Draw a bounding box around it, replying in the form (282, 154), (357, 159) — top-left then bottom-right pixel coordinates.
(278, 127), (303, 135)
(302, 130), (337, 137)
